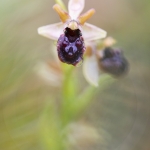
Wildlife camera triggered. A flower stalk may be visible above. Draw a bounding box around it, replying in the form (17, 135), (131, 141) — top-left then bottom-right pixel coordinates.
(61, 64), (76, 126)
(70, 75), (115, 120)
(55, 0), (67, 11)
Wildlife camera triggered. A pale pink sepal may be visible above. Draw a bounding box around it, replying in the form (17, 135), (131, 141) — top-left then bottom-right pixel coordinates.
(83, 55), (100, 87)
(38, 22), (64, 41)
(68, 0), (85, 19)
(82, 23), (107, 41)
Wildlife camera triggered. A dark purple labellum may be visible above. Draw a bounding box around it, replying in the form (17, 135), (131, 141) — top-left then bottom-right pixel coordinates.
(99, 47), (129, 76)
(57, 27), (85, 66)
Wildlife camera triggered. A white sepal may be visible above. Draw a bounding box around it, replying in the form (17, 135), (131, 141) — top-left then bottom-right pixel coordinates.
(68, 0), (85, 19)
(83, 55), (100, 87)
(38, 22), (64, 40)
(82, 23), (107, 41)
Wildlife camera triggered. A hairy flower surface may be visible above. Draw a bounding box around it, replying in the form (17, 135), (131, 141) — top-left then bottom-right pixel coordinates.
(38, 0), (106, 66)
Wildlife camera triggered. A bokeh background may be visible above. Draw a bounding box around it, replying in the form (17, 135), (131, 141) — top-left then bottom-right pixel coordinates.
(0, 0), (150, 150)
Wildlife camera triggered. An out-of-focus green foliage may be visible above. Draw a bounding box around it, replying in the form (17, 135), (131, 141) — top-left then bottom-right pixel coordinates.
(0, 0), (150, 150)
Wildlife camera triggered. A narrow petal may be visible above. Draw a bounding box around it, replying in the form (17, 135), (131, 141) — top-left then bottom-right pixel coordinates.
(38, 22), (64, 40)
(82, 23), (107, 41)
(68, 0), (85, 19)
(83, 55), (100, 87)
(78, 9), (95, 25)
(53, 4), (71, 23)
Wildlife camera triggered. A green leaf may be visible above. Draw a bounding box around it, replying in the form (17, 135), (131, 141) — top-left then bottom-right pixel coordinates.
(39, 100), (65, 150)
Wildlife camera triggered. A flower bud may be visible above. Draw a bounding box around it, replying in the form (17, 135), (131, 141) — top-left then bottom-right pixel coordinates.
(98, 47), (129, 76)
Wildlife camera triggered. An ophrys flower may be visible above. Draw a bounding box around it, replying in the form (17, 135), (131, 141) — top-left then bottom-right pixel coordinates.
(38, 0), (107, 66)
(83, 37), (129, 86)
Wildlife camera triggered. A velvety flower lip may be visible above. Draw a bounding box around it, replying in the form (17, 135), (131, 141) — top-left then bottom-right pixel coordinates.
(37, 0), (107, 42)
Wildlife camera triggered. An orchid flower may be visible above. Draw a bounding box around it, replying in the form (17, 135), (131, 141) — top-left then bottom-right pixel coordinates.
(37, 0), (127, 87)
(38, 0), (107, 66)
(83, 37), (128, 86)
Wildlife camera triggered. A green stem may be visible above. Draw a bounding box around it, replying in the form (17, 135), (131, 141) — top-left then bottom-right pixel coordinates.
(70, 75), (115, 120)
(61, 65), (76, 126)
(55, 0), (67, 11)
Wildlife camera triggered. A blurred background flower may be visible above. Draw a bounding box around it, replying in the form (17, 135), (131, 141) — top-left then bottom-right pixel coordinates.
(0, 0), (150, 150)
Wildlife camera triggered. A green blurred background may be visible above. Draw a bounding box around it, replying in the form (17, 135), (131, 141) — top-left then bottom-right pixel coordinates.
(0, 0), (150, 150)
